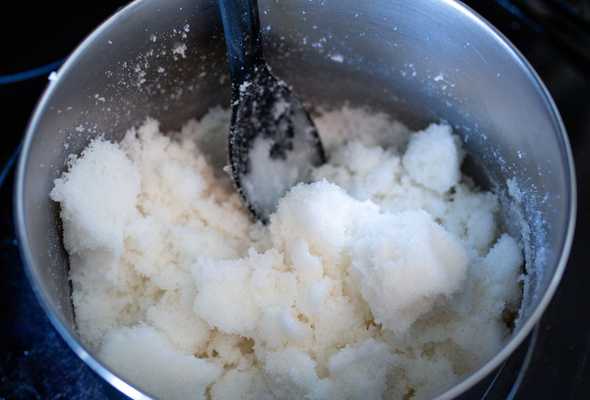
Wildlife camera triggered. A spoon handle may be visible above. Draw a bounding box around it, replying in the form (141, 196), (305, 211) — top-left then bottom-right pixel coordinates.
(218, 0), (265, 88)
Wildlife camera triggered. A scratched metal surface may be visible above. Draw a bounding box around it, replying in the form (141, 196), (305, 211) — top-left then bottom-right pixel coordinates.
(0, 1), (588, 399)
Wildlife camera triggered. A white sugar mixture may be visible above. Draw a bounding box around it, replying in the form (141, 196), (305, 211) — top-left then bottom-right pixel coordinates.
(51, 107), (524, 400)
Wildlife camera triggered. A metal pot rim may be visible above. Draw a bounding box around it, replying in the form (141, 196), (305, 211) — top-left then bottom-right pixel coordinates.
(14, 0), (577, 399)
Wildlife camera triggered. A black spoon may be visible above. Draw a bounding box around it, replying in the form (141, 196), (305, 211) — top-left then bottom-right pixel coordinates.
(218, 0), (326, 223)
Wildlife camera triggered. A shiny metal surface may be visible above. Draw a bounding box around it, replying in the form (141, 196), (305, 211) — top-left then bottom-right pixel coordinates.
(14, 0), (575, 399)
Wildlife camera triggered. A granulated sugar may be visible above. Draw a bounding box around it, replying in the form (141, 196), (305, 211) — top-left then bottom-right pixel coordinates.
(51, 107), (523, 400)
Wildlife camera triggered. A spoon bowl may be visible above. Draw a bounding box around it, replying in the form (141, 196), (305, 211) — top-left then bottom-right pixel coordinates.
(229, 64), (325, 222)
(219, 0), (325, 222)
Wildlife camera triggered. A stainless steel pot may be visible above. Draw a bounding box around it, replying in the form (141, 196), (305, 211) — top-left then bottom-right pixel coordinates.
(15, 0), (576, 398)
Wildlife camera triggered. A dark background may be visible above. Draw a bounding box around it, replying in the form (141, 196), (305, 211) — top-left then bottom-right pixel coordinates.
(0, 0), (589, 399)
